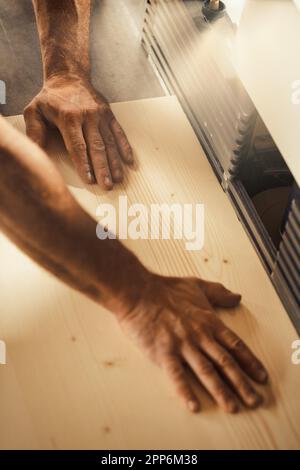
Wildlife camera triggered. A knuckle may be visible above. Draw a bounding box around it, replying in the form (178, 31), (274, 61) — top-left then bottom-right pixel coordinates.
(90, 139), (106, 153)
(61, 107), (82, 123)
(100, 104), (113, 121)
(105, 134), (116, 147)
(219, 353), (234, 369)
(199, 359), (215, 376)
(71, 141), (87, 153)
(194, 325), (211, 342)
(173, 318), (187, 338)
(189, 276), (200, 286)
(209, 282), (223, 295)
(230, 337), (245, 352)
(85, 105), (99, 118)
(222, 329), (245, 352)
(94, 160), (109, 172)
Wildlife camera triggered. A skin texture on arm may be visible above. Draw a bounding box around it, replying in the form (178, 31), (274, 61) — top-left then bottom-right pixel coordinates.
(0, 119), (269, 414)
(25, 0), (133, 188)
(0, 116), (143, 314)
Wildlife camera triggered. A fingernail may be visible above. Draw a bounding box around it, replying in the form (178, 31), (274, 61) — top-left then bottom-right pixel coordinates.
(248, 393), (263, 408)
(127, 149), (134, 164)
(104, 176), (112, 188)
(114, 170), (122, 181)
(258, 369), (268, 383)
(87, 171), (94, 184)
(227, 401), (239, 414)
(187, 400), (199, 413)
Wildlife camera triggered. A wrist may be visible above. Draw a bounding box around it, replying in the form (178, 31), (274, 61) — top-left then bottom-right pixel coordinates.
(43, 70), (90, 88)
(42, 43), (90, 84)
(103, 253), (154, 321)
(71, 212), (153, 320)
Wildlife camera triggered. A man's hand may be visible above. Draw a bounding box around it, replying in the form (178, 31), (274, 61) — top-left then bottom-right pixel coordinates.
(119, 275), (268, 413)
(0, 118), (268, 414)
(28, 0), (133, 188)
(24, 77), (133, 188)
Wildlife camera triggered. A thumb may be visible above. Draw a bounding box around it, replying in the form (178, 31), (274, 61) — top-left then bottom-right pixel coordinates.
(201, 281), (242, 308)
(24, 105), (47, 148)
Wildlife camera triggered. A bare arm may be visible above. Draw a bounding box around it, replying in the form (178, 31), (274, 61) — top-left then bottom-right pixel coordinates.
(0, 118), (268, 413)
(0, 116), (142, 314)
(25, 0), (133, 188)
(32, 0), (91, 80)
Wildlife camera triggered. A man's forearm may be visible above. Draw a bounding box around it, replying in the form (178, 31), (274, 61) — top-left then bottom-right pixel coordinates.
(32, 0), (91, 80)
(0, 118), (148, 317)
(27, 0), (133, 188)
(0, 123), (268, 414)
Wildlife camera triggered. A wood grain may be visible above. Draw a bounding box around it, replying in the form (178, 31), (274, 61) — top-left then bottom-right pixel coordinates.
(0, 96), (299, 449)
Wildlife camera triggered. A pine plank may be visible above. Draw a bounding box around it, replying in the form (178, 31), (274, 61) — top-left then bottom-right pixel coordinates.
(0, 96), (299, 450)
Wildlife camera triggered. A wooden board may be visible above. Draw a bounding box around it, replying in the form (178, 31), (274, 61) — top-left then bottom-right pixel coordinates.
(0, 96), (299, 450)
